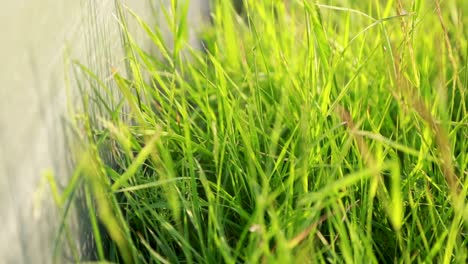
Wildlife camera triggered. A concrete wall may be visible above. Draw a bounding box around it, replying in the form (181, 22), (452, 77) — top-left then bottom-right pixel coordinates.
(0, 1), (209, 262)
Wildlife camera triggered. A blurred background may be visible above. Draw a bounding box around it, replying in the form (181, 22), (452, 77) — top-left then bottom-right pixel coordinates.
(0, 1), (209, 262)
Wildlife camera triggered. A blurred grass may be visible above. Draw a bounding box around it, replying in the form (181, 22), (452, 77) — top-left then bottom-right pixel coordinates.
(52, 0), (467, 263)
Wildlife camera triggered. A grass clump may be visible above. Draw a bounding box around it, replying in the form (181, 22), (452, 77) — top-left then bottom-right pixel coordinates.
(56, 0), (467, 263)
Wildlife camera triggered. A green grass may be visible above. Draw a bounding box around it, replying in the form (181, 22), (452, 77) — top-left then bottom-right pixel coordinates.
(54, 0), (467, 263)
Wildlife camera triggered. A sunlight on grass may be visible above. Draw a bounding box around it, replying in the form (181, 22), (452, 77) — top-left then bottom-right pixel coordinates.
(52, 0), (467, 263)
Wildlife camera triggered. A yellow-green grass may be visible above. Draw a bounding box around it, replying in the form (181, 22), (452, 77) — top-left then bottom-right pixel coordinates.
(53, 0), (467, 263)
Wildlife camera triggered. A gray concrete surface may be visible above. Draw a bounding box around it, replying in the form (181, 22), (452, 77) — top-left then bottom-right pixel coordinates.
(0, 0), (209, 262)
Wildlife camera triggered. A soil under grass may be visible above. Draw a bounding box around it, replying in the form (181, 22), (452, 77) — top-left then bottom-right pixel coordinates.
(55, 0), (467, 263)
